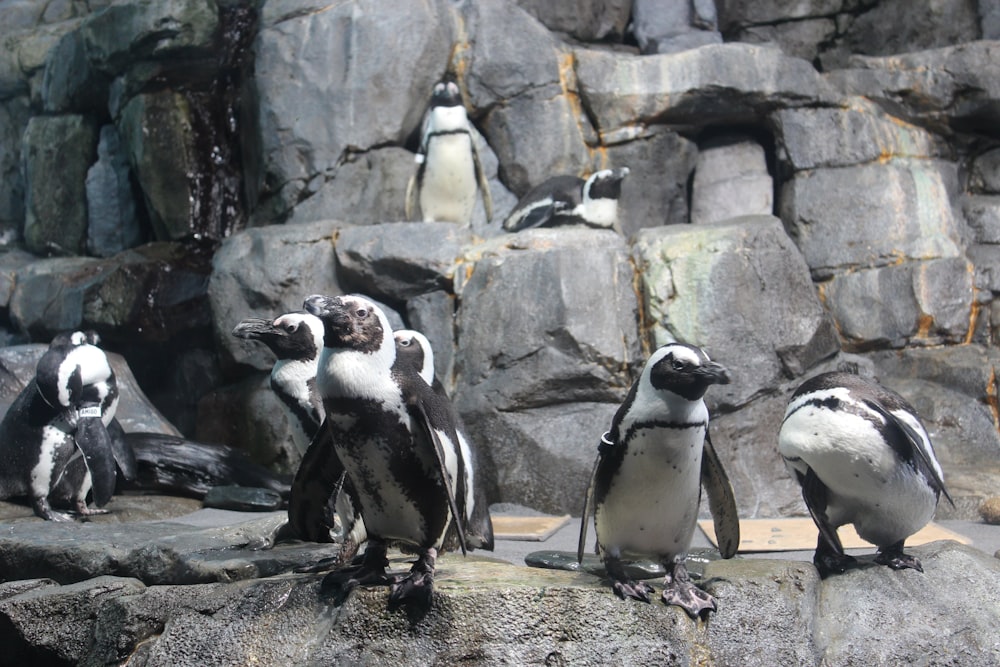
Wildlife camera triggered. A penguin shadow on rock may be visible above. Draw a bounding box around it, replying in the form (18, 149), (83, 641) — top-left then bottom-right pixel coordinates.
(778, 370), (953, 578)
(576, 342), (740, 620)
(0, 330), (136, 521)
(237, 295), (494, 616)
(405, 75), (493, 225)
(502, 167), (630, 234)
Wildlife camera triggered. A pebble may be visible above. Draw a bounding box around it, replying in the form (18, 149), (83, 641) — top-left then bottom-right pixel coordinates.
(978, 496), (1000, 525)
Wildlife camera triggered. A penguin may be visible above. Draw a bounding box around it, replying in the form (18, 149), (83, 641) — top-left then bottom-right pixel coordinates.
(289, 294), (483, 611)
(232, 311), (366, 557)
(578, 342), (739, 619)
(502, 167), (630, 233)
(778, 371), (953, 577)
(393, 329), (494, 552)
(232, 312), (326, 453)
(0, 330), (135, 521)
(405, 77), (493, 224)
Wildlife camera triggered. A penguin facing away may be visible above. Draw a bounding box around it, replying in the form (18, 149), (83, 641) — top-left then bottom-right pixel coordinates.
(291, 293), (486, 610)
(0, 331), (135, 521)
(778, 371), (953, 577)
(405, 78), (493, 224)
(578, 342), (739, 619)
(502, 167), (630, 233)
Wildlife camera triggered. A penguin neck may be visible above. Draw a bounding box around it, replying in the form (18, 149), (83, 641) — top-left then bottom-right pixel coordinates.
(271, 358), (317, 403)
(581, 196), (618, 227)
(429, 105), (469, 134)
(317, 343), (398, 402)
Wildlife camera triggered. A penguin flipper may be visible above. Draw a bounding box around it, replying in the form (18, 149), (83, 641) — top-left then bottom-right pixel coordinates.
(106, 419), (137, 482)
(288, 418), (346, 543)
(863, 398), (954, 506)
(577, 432), (610, 564)
(412, 400), (469, 556)
(503, 199), (557, 232)
(700, 430), (740, 559)
(799, 466), (844, 555)
(74, 413), (117, 507)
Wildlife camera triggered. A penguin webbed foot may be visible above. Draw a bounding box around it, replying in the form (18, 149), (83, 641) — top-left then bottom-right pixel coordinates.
(387, 548), (437, 612)
(875, 541), (923, 572)
(32, 497), (73, 522)
(611, 579), (655, 603)
(813, 536), (858, 578)
(661, 562), (717, 619)
(296, 539), (363, 574)
(75, 501), (110, 517)
(319, 543), (391, 604)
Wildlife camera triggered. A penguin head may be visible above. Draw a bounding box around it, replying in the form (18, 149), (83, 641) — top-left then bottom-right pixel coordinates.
(646, 342), (730, 402)
(583, 167), (629, 203)
(303, 294), (393, 355)
(430, 78), (462, 108)
(394, 329), (435, 386)
(232, 312), (324, 362)
(50, 330), (100, 349)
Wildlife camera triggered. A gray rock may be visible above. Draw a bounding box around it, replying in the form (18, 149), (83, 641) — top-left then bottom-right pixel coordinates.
(631, 0), (722, 55)
(821, 257), (974, 349)
(39, 24), (108, 113)
(86, 124), (143, 257)
(335, 222), (474, 303)
(969, 147), (1000, 194)
(202, 486), (283, 512)
(8, 255), (112, 336)
(0, 247), (33, 308)
(632, 216), (839, 410)
(575, 43), (836, 134)
(832, 0), (980, 62)
(405, 290), (457, 392)
(514, 0), (630, 41)
(969, 244), (1000, 293)
(716, 0), (843, 33)
(773, 97), (949, 172)
(208, 220), (340, 371)
(116, 89), (199, 242)
(21, 113), (97, 256)
(603, 126), (697, 234)
(983, 0), (1000, 39)
(733, 17), (836, 63)
(0, 96), (29, 243)
(780, 159), (963, 279)
(250, 0), (453, 214)
(690, 136), (773, 225)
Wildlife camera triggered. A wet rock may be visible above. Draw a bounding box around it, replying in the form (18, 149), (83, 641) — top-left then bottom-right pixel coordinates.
(85, 124), (143, 257)
(39, 25), (109, 114)
(0, 96), (30, 242)
(203, 486), (282, 512)
(21, 113), (98, 256)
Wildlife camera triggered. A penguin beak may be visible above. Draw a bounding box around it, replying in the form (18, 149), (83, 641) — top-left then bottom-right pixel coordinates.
(232, 318), (283, 340)
(699, 361), (731, 386)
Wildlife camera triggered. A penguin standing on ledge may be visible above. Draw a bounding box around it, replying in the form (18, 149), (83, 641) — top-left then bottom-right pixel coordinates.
(291, 294), (486, 611)
(778, 371), (952, 577)
(0, 331), (135, 521)
(406, 77), (493, 224)
(503, 167), (630, 233)
(578, 342), (739, 619)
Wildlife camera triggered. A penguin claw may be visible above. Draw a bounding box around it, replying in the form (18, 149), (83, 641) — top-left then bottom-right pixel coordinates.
(875, 549), (923, 572)
(611, 579), (655, 603)
(32, 498), (72, 522)
(814, 551), (858, 578)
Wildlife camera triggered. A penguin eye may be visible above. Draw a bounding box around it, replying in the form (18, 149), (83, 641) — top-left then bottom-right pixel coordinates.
(356, 308), (368, 318)
(399, 338), (411, 347)
(284, 323), (297, 333)
(671, 358), (685, 371)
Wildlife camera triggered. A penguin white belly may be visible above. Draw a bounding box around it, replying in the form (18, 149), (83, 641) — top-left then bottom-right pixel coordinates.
(779, 406), (936, 545)
(420, 135), (477, 222)
(596, 427), (705, 562)
(31, 424), (76, 499)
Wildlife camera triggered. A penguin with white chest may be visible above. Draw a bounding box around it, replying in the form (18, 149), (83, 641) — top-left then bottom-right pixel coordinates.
(503, 167), (630, 233)
(290, 294), (487, 610)
(0, 330), (135, 521)
(405, 78), (493, 224)
(778, 371), (952, 577)
(578, 342), (739, 618)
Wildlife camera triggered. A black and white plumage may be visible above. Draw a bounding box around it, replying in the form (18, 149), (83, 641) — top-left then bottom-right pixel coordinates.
(0, 331), (135, 521)
(232, 312), (326, 453)
(502, 167), (630, 233)
(405, 78), (493, 224)
(289, 294), (487, 610)
(778, 371), (952, 577)
(578, 342), (739, 618)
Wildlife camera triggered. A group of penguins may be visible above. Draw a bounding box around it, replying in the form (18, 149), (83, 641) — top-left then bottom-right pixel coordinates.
(0, 76), (953, 619)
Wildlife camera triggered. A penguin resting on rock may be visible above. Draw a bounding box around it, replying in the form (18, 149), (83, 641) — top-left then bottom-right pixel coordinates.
(405, 77), (493, 224)
(289, 294), (491, 610)
(578, 342), (739, 618)
(0, 331), (135, 521)
(778, 371), (952, 577)
(502, 167), (629, 233)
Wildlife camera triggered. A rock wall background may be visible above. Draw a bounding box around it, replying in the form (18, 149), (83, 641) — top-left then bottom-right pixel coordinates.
(0, 0), (999, 519)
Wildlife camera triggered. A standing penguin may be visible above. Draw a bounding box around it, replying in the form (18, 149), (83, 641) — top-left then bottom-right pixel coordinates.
(778, 371), (952, 577)
(405, 77), (493, 224)
(0, 331), (134, 521)
(290, 294), (485, 610)
(578, 342), (739, 618)
(502, 167), (630, 233)
(233, 311), (366, 556)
